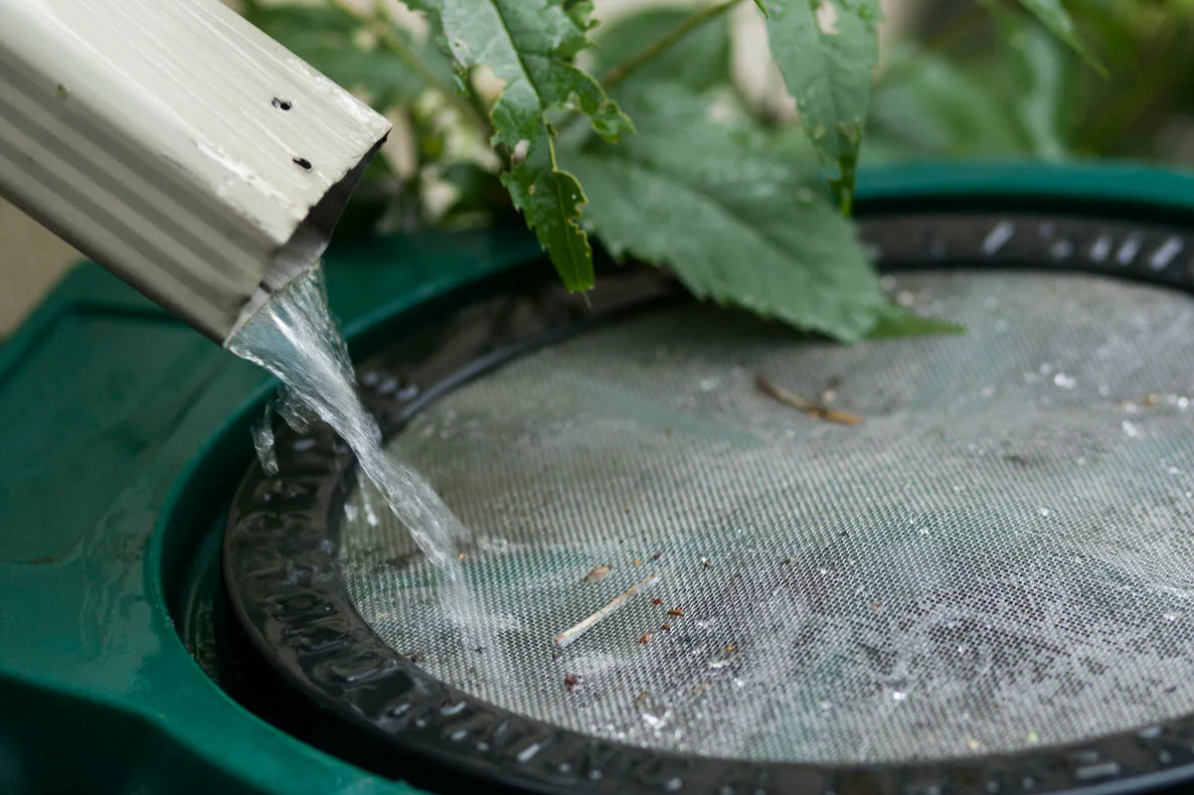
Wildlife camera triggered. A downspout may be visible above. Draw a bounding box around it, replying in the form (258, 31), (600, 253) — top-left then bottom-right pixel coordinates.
(0, 0), (392, 344)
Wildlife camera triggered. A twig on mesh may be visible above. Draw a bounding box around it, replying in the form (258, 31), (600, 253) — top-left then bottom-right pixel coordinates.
(755, 375), (865, 426)
(583, 565), (611, 584)
(554, 575), (660, 649)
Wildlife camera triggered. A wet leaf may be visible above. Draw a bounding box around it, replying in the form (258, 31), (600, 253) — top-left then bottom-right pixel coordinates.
(758, 0), (883, 214)
(408, 0), (633, 291)
(560, 83), (886, 341)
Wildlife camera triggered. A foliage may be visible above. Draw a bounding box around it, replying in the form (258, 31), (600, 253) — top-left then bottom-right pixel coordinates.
(241, 0), (1125, 341)
(559, 83), (885, 340)
(758, 0), (883, 215)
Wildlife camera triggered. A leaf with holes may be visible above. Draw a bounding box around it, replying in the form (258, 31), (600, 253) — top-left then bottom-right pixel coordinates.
(559, 83), (886, 341)
(758, 0), (882, 215)
(409, 0), (633, 291)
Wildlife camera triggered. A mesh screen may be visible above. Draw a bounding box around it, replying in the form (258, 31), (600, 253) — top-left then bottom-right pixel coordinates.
(340, 271), (1194, 765)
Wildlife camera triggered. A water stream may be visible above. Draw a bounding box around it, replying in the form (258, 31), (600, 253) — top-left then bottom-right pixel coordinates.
(227, 265), (468, 572)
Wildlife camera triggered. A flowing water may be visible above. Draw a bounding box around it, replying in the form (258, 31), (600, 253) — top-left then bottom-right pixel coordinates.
(227, 265), (468, 572)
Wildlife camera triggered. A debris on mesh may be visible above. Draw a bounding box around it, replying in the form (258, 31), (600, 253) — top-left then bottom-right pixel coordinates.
(342, 271), (1194, 764)
(583, 566), (611, 584)
(755, 375), (865, 426)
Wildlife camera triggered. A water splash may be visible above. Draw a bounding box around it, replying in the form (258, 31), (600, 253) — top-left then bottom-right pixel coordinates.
(227, 265), (468, 571)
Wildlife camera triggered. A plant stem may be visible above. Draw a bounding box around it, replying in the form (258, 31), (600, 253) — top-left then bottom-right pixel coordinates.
(600, 0), (748, 91)
(327, 0), (492, 138)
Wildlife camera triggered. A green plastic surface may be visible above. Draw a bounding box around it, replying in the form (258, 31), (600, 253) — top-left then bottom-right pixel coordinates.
(2, 162), (1193, 794)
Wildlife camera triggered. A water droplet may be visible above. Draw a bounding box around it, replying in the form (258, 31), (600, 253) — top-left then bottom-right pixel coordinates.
(699, 377), (720, 392)
(1053, 373), (1076, 389)
(819, 700), (832, 712)
(666, 778), (682, 792)
(1165, 613), (1178, 622)
(892, 690), (906, 702)
(1122, 420), (1140, 438)
(1038, 507), (1050, 517)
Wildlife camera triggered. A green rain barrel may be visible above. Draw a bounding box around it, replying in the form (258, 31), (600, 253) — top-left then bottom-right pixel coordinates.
(6, 164), (1194, 795)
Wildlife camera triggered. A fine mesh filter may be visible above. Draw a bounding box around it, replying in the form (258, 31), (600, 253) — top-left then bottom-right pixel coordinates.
(340, 270), (1194, 766)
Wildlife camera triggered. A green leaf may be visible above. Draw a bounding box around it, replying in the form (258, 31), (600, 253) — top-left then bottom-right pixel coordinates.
(759, 0), (883, 214)
(241, 3), (439, 109)
(999, 24), (1073, 159)
(867, 1), (1084, 166)
(866, 46), (1047, 161)
(1014, 0), (1105, 73)
(409, 0), (633, 291)
(559, 83), (886, 342)
(590, 8), (733, 92)
(866, 306), (965, 340)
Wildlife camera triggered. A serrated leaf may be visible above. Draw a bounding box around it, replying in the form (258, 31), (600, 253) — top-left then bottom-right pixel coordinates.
(1014, 0), (1105, 73)
(759, 0), (882, 214)
(242, 3), (440, 109)
(559, 83), (886, 341)
(409, 0), (633, 290)
(590, 8), (733, 92)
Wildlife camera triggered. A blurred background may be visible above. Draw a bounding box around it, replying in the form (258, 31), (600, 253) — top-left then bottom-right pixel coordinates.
(3, 0), (1191, 335)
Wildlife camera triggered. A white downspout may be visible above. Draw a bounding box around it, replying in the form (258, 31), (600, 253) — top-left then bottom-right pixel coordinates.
(0, 0), (392, 343)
